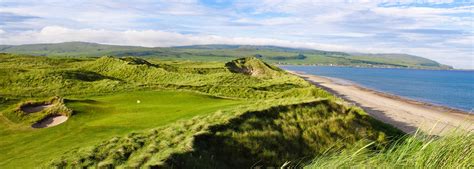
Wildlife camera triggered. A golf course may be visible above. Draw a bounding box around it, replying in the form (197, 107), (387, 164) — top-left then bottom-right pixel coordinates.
(0, 52), (472, 168)
(1, 0), (473, 167)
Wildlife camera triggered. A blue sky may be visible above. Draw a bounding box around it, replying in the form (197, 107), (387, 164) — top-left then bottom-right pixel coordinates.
(0, 0), (473, 68)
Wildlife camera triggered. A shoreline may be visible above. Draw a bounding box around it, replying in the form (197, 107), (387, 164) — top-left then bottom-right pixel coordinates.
(276, 64), (458, 71)
(325, 75), (471, 115)
(274, 63), (474, 72)
(288, 70), (474, 135)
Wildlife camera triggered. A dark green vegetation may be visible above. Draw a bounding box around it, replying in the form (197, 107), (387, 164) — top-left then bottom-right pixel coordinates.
(0, 42), (452, 69)
(49, 100), (402, 168)
(307, 132), (474, 168)
(165, 101), (402, 168)
(1, 52), (465, 168)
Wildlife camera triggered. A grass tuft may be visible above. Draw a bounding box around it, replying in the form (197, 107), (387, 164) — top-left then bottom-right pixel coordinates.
(306, 130), (474, 168)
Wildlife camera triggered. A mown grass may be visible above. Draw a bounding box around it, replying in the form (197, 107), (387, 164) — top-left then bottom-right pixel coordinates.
(0, 90), (244, 167)
(306, 131), (474, 168)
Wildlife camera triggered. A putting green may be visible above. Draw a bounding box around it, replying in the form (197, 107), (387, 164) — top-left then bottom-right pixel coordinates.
(0, 90), (244, 167)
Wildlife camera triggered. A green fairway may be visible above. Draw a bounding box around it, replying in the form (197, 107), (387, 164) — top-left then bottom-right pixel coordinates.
(0, 90), (244, 167)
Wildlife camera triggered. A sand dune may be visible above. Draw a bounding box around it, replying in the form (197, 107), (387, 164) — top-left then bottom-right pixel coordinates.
(290, 71), (474, 135)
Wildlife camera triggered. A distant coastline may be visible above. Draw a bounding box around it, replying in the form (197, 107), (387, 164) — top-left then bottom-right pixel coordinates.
(323, 75), (471, 115)
(281, 65), (474, 111)
(287, 70), (474, 135)
(276, 63), (457, 70)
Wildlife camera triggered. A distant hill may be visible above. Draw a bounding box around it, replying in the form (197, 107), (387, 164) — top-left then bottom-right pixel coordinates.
(0, 42), (148, 56)
(0, 42), (453, 69)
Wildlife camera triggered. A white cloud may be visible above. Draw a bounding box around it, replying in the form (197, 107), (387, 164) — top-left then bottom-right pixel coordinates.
(0, 26), (350, 50)
(0, 1), (472, 68)
(445, 36), (474, 46)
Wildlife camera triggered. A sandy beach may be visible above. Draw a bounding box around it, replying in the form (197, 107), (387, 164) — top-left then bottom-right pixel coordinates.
(289, 71), (474, 135)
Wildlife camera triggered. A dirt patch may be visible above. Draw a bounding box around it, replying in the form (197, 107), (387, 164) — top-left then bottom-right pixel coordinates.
(32, 115), (68, 128)
(21, 104), (53, 113)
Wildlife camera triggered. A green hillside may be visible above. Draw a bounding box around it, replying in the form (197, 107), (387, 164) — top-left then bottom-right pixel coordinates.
(0, 53), (404, 168)
(0, 53), (470, 168)
(0, 42), (452, 69)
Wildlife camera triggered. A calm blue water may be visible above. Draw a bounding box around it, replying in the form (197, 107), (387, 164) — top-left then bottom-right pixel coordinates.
(281, 66), (474, 112)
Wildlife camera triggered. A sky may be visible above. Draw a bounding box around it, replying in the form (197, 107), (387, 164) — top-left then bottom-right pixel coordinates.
(0, 0), (473, 68)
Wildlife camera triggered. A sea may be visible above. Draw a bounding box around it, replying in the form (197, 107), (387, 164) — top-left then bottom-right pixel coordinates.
(280, 65), (474, 113)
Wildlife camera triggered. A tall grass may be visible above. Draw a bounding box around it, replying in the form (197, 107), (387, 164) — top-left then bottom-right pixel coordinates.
(49, 99), (403, 168)
(306, 131), (474, 168)
(0, 53), (320, 100)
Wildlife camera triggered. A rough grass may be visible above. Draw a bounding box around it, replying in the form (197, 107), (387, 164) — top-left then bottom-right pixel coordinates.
(50, 99), (403, 168)
(306, 131), (474, 168)
(225, 57), (283, 77)
(164, 100), (403, 168)
(0, 53), (319, 100)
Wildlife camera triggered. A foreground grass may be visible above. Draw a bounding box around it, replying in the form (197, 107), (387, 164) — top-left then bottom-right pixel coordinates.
(51, 99), (402, 168)
(307, 131), (474, 168)
(0, 90), (244, 167)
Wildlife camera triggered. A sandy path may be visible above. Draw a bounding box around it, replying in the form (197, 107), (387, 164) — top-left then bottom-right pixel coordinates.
(32, 115), (68, 128)
(290, 71), (474, 135)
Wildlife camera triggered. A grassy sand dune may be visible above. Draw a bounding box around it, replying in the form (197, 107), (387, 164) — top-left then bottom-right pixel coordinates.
(0, 54), (470, 168)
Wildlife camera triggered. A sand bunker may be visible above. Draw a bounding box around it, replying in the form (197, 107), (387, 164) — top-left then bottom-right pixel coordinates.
(32, 115), (68, 128)
(21, 104), (53, 113)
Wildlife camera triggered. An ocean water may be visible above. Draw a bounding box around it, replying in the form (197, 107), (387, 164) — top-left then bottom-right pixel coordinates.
(281, 65), (474, 112)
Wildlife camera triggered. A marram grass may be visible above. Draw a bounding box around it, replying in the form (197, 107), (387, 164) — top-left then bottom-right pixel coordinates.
(306, 130), (474, 168)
